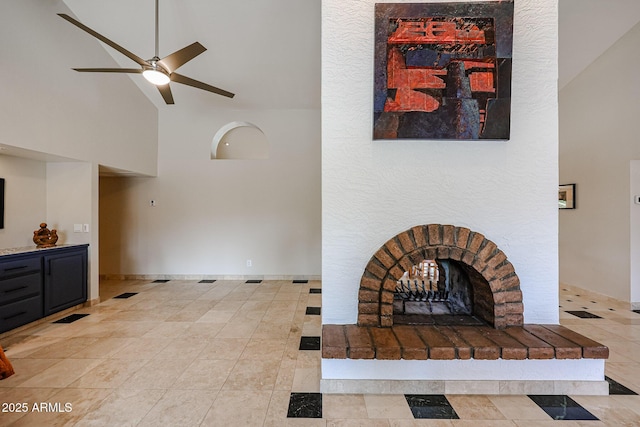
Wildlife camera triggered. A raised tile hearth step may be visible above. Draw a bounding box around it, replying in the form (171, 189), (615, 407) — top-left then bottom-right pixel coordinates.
(322, 324), (609, 360)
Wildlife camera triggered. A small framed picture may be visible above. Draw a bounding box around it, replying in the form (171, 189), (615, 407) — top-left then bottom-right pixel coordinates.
(559, 184), (576, 209)
(0, 178), (4, 229)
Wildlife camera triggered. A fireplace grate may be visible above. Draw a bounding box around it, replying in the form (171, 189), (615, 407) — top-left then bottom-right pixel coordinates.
(394, 278), (471, 318)
(396, 279), (449, 303)
(393, 258), (476, 322)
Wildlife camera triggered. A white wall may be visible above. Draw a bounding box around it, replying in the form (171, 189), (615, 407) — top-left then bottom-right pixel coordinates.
(47, 162), (100, 300)
(322, 0), (559, 325)
(559, 21), (640, 303)
(631, 161), (640, 308)
(99, 107), (321, 277)
(0, 156), (47, 248)
(46, 163), (93, 246)
(0, 159), (96, 248)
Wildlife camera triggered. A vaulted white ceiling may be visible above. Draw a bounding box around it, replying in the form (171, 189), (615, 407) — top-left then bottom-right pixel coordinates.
(559, 0), (640, 89)
(60, 0), (640, 108)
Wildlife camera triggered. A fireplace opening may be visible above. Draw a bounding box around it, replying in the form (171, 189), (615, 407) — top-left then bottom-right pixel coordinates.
(394, 259), (489, 326)
(358, 224), (524, 329)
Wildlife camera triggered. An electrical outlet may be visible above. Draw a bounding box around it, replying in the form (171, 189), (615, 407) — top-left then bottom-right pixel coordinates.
(246, 259), (252, 267)
(635, 195), (640, 205)
(82, 224), (90, 233)
(150, 200), (156, 207)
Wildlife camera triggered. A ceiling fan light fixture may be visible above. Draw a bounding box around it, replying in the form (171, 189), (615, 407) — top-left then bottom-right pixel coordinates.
(142, 65), (170, 86)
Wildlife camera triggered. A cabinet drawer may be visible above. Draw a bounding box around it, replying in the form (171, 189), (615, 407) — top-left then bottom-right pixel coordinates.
(0, 272), (42, 305)
(0, 295), (43, 334)
(0, 257), (41, 279)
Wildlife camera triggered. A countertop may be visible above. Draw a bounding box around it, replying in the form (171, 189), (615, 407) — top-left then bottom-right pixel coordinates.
(0, 244), (89, 258)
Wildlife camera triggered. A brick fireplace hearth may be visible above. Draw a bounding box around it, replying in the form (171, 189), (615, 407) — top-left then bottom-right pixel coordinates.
(320, 224), (609, 395)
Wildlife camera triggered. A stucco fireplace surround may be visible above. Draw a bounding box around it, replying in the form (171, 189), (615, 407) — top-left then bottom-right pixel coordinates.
(320, 224), (609, 395)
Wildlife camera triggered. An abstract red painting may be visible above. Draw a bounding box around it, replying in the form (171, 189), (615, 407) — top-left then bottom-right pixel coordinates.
(374, 2), (514, 140)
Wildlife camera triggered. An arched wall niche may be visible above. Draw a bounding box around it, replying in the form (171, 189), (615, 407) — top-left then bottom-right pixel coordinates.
(211, 121), (269, 160)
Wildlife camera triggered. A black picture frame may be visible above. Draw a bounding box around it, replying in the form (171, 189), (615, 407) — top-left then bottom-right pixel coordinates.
(0, 178), (4, 228)
(559, 183), (575, 209)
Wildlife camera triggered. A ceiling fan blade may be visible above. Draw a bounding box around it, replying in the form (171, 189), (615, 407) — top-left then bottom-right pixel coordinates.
(158, 42), (206, 74)
(157, 84), (175, 105)
(58, 14), (148, 67)
(171, 73), (235, 98)
(72, 68), (142, 73)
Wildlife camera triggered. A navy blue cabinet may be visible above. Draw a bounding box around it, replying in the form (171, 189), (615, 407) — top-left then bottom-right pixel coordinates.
(0, 245), (87, 333)
(44, 247), (88, 316)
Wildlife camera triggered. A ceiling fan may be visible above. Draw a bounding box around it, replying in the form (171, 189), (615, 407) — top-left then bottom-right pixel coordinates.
(58, 0), (234, 104)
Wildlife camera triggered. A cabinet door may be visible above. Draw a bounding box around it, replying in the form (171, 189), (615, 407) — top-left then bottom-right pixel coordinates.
(44, 249), (87, 315)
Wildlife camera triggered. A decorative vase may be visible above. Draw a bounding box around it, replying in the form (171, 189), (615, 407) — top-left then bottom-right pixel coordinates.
(33, 223), (58, 248)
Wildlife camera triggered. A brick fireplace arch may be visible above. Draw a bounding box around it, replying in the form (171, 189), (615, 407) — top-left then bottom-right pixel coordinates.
(359, 224), (524, 329)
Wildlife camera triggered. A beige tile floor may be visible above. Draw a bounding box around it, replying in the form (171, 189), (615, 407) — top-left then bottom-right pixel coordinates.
(0, 279), (638, 426)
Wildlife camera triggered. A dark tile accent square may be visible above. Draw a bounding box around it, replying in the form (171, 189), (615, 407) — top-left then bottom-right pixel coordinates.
(299, 336), (321, 350)
(606, 376), (638, 395)
(405, 395), (459, 419)
(287, 393), (322, 418)
(199, 280), (216, 283)
(309, 288), (322, 294)
(113, 292), (137, 299)
(53, 313), (90, 324)
(152, 279), (170, 283)
(293, 279), (308, 284)
(246, 280), (262, 284)
(528, 395), (598, 420)
(306, 307), (321, 315)
(565, 310), (602, 319)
